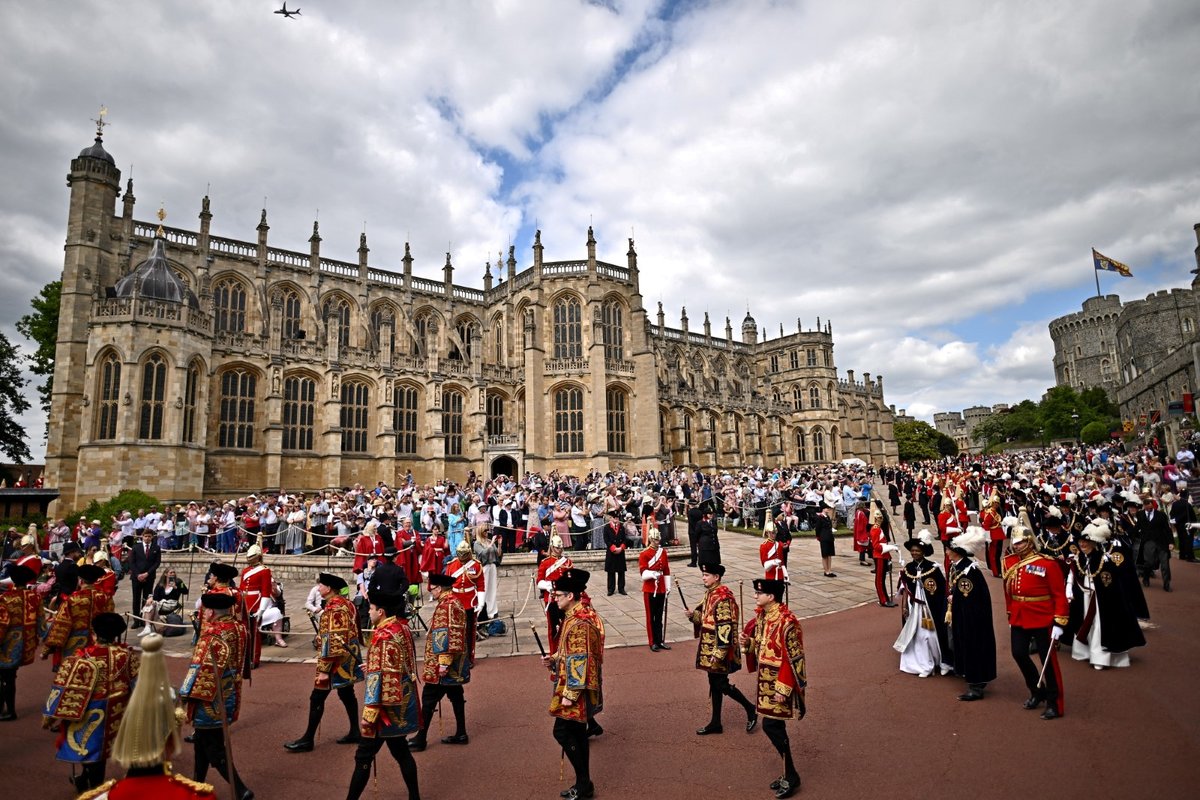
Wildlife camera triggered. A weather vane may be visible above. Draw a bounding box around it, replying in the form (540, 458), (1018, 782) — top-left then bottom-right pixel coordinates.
(156, 204), (166, 237)
(91, 105), (109, 139)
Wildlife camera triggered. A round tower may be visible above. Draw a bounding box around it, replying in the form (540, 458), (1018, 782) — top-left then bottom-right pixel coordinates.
(741, 310), (758, 345)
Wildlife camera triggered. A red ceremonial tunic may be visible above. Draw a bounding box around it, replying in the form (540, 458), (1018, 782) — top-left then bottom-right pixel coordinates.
(852, 508), (869, 554)
(638, 545), (670, 594)
(353, 531), (385, 573)
(449, 556), (484, 610)
(981, 508), (1004, 542)
(869, 526), (890, 560)
(76, 771), (217, 799)
(743, 602), (806, 719)
(1002, 551), (1069, 629)
(238, 564), (274, 616)
(760, 539), (787, 581)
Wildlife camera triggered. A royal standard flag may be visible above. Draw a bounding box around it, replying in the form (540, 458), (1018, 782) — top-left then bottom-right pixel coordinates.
(1093, 248), (1133, 277)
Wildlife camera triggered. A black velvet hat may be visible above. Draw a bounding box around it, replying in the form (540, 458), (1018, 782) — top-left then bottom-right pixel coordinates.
(200, 591), (236, 610)
(78, 564), (104, 583)
(553, 568), (590, 595)
(752, 577), (786, 601)
(368, 567), (408, 609)
(698, 562), (726, 577)
(428, 573), (455, 588)
(5, 563), (36, 586)
(318, 572), (348, 592)
(92, 611), (127, 641)
(208, 561), (239, 583)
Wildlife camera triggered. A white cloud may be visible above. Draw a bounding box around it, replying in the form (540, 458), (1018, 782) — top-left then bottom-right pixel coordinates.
(2, 0), (1199, 462)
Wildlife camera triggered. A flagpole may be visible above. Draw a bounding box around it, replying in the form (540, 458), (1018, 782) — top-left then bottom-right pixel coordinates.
(1092, 249), (1101, 298)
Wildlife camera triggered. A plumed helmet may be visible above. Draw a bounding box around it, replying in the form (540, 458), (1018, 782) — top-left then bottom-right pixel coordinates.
(456, 540), (472, 557)
(245, 544), (263, 560)
(111, 634), (182, 769)
(1010, 524), (1035, 544)
(549, 535), (564, 550)
(647, 527), (661, 542)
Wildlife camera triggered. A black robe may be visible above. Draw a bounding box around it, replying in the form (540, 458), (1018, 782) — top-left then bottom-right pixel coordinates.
(947, 557), (996, 684)
(1069, 550), (1146, 654)
(1105, 534), (1150, 620)
(899, 559), (950, 662)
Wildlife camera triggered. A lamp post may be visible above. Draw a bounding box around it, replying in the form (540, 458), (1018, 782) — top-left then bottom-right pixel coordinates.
(1071, 410), (1081, 445)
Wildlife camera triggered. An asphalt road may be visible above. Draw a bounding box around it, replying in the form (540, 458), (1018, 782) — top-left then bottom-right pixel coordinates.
(4, 559), (1198, 799)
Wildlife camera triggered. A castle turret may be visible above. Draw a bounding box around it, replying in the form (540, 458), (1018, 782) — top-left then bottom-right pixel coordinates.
(741, 310), (758, 345)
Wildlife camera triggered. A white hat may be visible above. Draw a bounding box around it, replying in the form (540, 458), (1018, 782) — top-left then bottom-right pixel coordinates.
(949, 526), (988, 556)
(916, 529), (936, 547)
(246, 545), (262, 559)
(549, 535), (564, 550)
(93, 550), (109, 563)
(1001, 515), (1019, 529)
(1045, 506), (1063, 519)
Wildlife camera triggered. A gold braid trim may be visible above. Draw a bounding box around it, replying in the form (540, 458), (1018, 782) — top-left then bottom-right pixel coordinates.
(171, 774), (216, 793)
(76, 779), (117, 800)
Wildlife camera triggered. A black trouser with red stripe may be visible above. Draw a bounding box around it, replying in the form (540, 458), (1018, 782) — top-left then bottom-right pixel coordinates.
(1010, 625), (1063, 715)
(985, 539), (1004, 577)
(873, 558), (891, 604)
(645, 593), (666, 646)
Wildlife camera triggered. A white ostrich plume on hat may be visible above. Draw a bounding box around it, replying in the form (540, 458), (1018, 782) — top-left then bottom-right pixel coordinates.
(1045, 506), (1062, 519)
(916, 529), (936, 547)
(950, 526), (988, 555)
(1001, 515), (1019, 529)
(1081, 519), (1112, 544)
(1064, 492), (1078, 503)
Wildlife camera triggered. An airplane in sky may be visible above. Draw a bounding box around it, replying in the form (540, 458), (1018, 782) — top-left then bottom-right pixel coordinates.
(274, 3), (301, 19)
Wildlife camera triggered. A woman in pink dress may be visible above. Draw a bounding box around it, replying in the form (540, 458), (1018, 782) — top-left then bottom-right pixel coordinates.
(552, 501), (572, 549)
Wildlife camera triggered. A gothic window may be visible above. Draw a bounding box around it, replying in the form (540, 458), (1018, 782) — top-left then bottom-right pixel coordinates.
(731, 415), (741, 452)
(394, 385), (419, 455)
(138, 353), (167, 440)
(283, 376), (316, 451)
(324, 297), (351, 348)
(812, 428), (826, 461)
(554, 386), (584, 454)
(218, 369), (256, 449)
(493, 316), (504, 363)
(796, 430), (808, 462)
(1184, 318), (1195, 335)
(413, 314), (430, 356)
(443, 389), (464, 456)
(486, 392), (505, 438)
(789, 351), (799, 370)
(602, 300), (624, 361)
(553, 296), (583, 360)
(450, 320), (474, 361)
(770, 354), (779, 373)
(809, 384), (822, 409)
(182, 361), (200, 444)
(772, 389), (782, 404)
(659, 409), (668, 454)
(340, 381), (369, 453)
(95, 352), (121, 440)
(682, 412), (693, 453)
(282, 290), (303, 340)
(793, 385), (804, 411)
(606, 387), (627, 453)
(213, 278), (246, 333)
(806, 348), (817, 367)
(371, 308), (394, 356)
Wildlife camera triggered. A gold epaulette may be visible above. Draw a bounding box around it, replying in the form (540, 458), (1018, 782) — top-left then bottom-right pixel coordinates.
(76, 778), (117, 800)
(171, 774), (216, 793)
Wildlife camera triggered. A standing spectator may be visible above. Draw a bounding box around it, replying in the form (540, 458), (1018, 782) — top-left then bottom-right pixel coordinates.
(695, 507), (721, 566)
(1167, 490), (1196, 562)
(194, 504), (211, 551)
(47, 519), (70, 562)
(128, 528), (161, 615)
(602, 513), (628, 596)
(569, 496), (590, 551)
(473, 526), (501, 623)
(814, 502), (837, 578)
(1140, 496), (1174, 591)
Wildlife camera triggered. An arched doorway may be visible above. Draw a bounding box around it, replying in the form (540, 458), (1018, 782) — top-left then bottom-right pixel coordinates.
(491, 455), (518, 480)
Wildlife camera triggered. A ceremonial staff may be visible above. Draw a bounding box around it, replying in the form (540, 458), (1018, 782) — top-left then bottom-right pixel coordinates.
(675, 580), (687, 609)
(209, 647), (238, 800)
(530, 622), (564, 782)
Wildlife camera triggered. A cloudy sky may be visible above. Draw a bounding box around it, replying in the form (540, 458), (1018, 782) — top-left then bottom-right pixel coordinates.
(3, 0), (1199, 461)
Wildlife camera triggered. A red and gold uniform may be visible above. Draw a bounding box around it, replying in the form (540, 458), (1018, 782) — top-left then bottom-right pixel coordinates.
(870, 524), (892, 605)
(1003, 545), (1069, 717)
(536, 551), (573, 650)
(361, 616), (420, 738)
(43, 637), (138, 780)
(690, 570), (757, 734)
(77, 771), (217, 800)
(981, 502), (1005, 577)
(409, 577), (470, 748)
(239, 560), (274, 667)
(760, 537), (788, 582)
(449, 549), (484, 665)
(43, 583), (114, 669)
(0, 573), (42, 719)
(638, 539), (671, 648)
(549, 600), (605, 724)
(318, 593), (364, 689)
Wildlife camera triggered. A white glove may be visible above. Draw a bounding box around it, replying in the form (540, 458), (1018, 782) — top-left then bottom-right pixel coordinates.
(763, 558), (782, 569)
(640, 569), (658, 582)
(665, 575), (673, 593)
(536, 580), (553, 594)
(1051, 625), (1063, 641)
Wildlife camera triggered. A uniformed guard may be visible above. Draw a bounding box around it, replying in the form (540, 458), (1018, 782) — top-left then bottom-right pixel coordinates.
(946, 526), (996, 701)
(84, 633), (218, 799)
(686, 562), (757, 735)
(284, 572), (364, 752)
(408, 572), (470, 751)
(43, 563), (115, 670)
(347, 568), (420, 800)
(638, 528), (672, 650)
(541, 568), (604, 800)
(179, 591), (253, 799)
(741, 578), (806, 799)
(535, 536), (573, 651)
(1002, 522), (1069, 720)
(43, 612), (138, 792)
(0, 563), (42, 720)
(448, 539), (485, 666)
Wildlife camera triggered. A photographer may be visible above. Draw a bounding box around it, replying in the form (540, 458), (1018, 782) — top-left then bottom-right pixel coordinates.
(140, 568), (188, 635)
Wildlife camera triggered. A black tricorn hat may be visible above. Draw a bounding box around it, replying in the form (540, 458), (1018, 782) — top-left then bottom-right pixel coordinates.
(78, 564), (104, 583)
(200, 591), (236, 610)
(553, 568), (590, 595)
(428, 573), (455, 588)
(904, 538), (935, 557)
(752, 577), (786, 601)
(208, 562), (239, 583)
(318, 572), (348, 592)
(92, 611), (127, 641)
(698, 562), (726, 577)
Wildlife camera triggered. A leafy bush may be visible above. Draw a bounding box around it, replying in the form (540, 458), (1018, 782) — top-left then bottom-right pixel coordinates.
(1080, 420), (1112, 445)
(67, 489), (161, 529)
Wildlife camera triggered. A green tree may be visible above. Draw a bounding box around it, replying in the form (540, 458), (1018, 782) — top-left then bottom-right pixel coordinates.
(68, 489), (161, 528)
(894, 420), (941, 462)
(934, 431), (959, 457)
(0, 331), (31, 463)
(16, 280), (60, 420)
(1080, 420), (1111, 445)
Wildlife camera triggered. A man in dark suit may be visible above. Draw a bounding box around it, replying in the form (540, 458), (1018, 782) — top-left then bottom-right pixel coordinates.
(1140, 498), (1174, 591)
(128, 528), (161, 614)
(1167, 491), (1196, 562)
